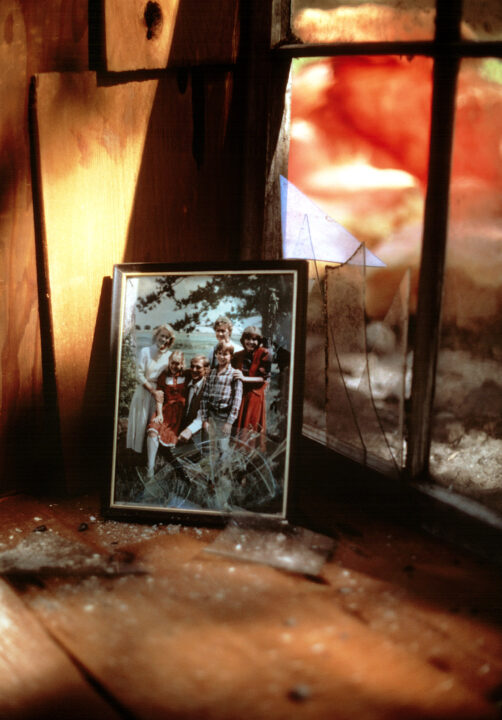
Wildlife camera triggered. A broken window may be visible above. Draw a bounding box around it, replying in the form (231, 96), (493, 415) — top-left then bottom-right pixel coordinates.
(287, 53), (429, 474)
(266, 0), (502, 516)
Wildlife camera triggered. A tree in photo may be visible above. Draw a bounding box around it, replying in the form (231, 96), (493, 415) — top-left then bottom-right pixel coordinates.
(136, 273), (294, 349)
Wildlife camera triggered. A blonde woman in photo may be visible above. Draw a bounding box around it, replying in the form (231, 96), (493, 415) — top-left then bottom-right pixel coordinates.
(126, 324), (176, 453)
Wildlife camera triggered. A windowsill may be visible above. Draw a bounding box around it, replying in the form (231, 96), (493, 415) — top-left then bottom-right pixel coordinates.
(297, 433), (502, 566)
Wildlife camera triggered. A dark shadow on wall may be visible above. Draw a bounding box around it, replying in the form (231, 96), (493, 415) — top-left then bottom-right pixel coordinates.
(90, 0), (247, 264)
(69, 1), (248, 493)
(120, 64), (246, 265)
(81, 277), (114, 495)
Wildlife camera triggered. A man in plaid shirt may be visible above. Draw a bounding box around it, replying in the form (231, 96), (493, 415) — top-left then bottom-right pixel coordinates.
(201, 341), (243, 438)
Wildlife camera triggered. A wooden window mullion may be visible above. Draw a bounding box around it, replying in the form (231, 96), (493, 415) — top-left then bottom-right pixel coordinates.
(406, 0), (463, 480)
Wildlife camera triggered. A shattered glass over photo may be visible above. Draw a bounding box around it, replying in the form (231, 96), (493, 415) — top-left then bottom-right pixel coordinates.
(116, 430), (285, 514)
(110, 267), (304, 520)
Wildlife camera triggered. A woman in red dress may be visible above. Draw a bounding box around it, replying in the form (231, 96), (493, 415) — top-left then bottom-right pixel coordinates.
(232, 326), (271, 451)
(145, 351), (186, 478)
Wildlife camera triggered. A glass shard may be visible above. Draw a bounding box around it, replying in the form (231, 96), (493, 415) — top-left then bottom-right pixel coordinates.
(204, 517), (335, 576)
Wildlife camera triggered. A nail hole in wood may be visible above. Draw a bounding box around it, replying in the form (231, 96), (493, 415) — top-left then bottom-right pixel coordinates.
(144, 1), (163, 40)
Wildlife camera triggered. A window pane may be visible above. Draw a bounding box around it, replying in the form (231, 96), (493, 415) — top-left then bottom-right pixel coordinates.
(326, 256), (367, 461)
(290, 56), (432, 467)
(325, 253), (409, 472)
(291, 1), (435, 43)
(430, 58), (502, 512)
(462, 0), (502, 41)
(303, 262), (328, 443)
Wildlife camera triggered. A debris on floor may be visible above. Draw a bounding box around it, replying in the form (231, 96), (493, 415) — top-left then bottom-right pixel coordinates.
(0, 531), (146, 578)
(204, 517), (335, 577)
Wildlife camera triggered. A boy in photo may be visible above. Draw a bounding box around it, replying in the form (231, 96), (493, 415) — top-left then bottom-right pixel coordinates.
(201, 341), (243, 442)
(208, 316), (233, 369)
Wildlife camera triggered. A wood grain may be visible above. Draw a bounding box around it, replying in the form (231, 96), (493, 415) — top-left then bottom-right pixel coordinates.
(0, 1), (88, 495)
(0, 2), (40, 494)
(1, 493), (500, 720)
(34, 69), (243, 492)
(104, 0), (240, 71)
(1, 1), (245, 495)
(0, 579), (120, 719)
(33, 72), (160, 493)
(22, 0), (88, 74)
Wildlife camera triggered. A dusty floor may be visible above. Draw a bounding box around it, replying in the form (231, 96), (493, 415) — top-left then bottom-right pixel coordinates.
(0, 492), (501, 719)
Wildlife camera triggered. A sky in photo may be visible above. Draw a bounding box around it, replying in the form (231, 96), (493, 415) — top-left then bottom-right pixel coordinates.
(125, 274), (261, 333)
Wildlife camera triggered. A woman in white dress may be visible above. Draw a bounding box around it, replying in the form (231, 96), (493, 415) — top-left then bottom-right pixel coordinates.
(126, 324), (176, 453)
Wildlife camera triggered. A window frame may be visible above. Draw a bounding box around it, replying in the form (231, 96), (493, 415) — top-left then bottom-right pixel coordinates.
(240, 0), (502, 549)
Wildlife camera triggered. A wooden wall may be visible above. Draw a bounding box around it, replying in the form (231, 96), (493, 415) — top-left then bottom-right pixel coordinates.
(0, 0), (248, 495)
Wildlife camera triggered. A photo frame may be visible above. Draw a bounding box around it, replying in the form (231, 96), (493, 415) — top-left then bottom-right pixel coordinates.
(106, 261), (307, 524)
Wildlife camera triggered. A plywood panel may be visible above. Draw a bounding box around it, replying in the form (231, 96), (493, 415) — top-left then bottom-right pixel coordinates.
(0, 0), (88, 496)
(34, 72), (160, 493)
(124, 70), (242, 262)
(104, 0), (240, 71)
(2, 0), (245, 495)
(0, 2), (43, 494)
(34, 67), (244, 492)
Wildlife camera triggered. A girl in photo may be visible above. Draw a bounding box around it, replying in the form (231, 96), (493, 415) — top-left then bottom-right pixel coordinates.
(145, 350), (186, 478)
(232, 326), (271, 451)
(126, 324), (176, 453)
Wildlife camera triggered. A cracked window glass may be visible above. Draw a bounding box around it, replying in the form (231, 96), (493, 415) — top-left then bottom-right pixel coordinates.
(290, 55), (427, 472)
(325, 249), (408, 472)
(303, 261), (328, 443)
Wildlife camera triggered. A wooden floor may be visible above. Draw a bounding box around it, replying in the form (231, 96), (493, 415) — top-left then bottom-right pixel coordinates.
(0, 492), (501, 720)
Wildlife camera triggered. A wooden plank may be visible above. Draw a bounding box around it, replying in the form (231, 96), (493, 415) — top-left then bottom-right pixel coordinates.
(0, 2), (43, 495)
(22, 0), (88, 74)
(2, 495), (500, 720)
(123, 70), (240, 263)
(33, 69), (242, 492)
(0, 579), (120, 719)
(241, 0), (289, 261)
(33, 71), (160, 493)
(406, 49), (460, 479)
(104, 0), (241, 71)
(0, 0), (88, 496)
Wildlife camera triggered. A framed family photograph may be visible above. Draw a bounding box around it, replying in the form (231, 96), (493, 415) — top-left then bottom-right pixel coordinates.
(107, 261), (307, 523)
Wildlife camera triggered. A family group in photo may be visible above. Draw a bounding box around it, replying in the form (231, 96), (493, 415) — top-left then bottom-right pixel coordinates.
(124, 315), (272, 491)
